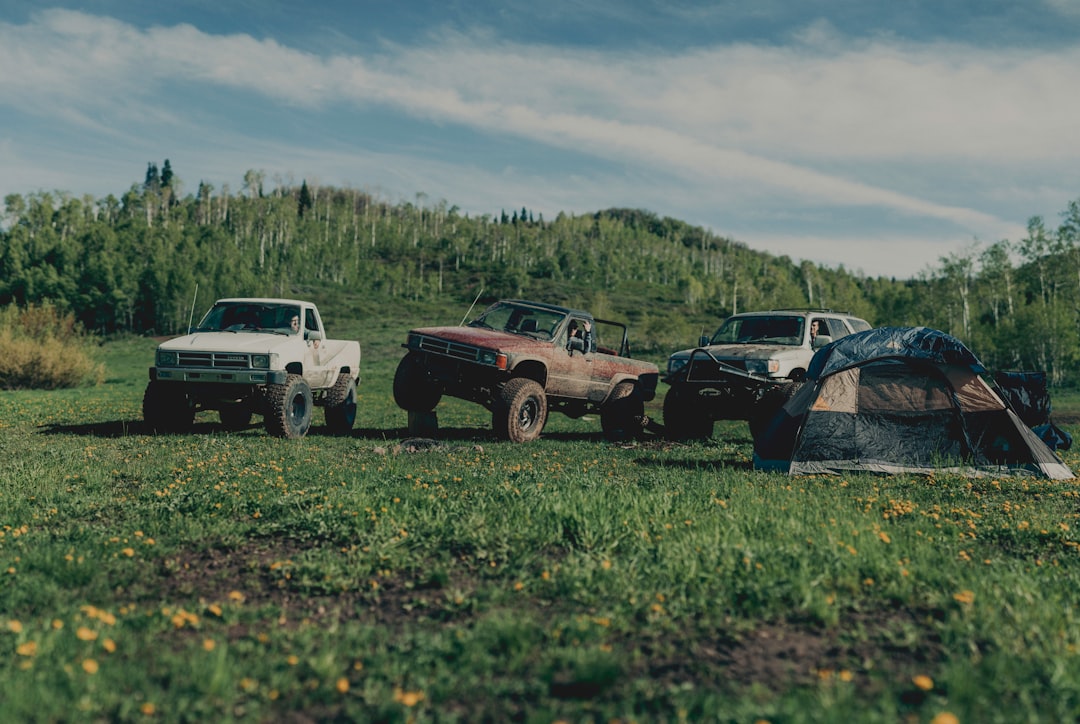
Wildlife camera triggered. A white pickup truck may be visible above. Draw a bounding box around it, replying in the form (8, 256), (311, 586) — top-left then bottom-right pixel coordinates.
(144, 298), (361, 438)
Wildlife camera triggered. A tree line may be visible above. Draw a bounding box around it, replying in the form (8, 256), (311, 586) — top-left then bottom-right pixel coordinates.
(2, 163), (1079, 384)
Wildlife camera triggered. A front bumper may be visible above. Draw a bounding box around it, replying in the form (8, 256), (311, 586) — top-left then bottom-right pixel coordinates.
(150, 367), (288, 385)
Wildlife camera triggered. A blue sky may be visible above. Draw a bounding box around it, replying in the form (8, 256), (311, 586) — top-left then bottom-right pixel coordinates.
(3, 1), (1080, 279)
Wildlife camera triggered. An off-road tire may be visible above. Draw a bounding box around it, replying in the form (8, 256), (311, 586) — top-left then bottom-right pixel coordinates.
(218, 403), (253, 430)
(663, 386), (713, 441)
(492, 377), (548, 443)
(142, 380), (195, 433)
(749, 382), (802, 442)
(600, 381), (645, 441)
(393, 353), (442, 412)
(263, 374), (313, 439)
(324, 374), (358, 434)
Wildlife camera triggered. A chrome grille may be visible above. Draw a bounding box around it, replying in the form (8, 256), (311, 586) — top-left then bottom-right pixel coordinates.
(177, 352), (251, 369)
(415, 335), (481, 362)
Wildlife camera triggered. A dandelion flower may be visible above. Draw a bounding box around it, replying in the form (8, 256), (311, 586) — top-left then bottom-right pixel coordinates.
(393, 688), (425, 707)
(76, 627), (98, 641)
(913, 674), (934, 691)
(953, 590), (975, 606)
(930, 713), (959, 724)
(336, 677), (349, 694)
(16, 641), (37, 657)
(82, 659), (99, 674)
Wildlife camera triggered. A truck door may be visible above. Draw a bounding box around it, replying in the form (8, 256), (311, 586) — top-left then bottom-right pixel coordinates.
(547, 316), (593, 400)
(302, 307), (334, 388)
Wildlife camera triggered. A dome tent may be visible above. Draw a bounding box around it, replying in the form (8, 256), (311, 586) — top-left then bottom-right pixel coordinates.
(753, 327), (1074, 480)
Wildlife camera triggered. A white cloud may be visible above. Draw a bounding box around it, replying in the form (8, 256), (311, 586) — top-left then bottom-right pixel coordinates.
(2, 9), (1077, 277)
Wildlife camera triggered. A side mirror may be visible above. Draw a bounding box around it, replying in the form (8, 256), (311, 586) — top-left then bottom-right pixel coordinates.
(698, 335), (710, 347)
(812, 334), (832, 349)
(305, 330), (324, 342)
(568, 336), (585, 354)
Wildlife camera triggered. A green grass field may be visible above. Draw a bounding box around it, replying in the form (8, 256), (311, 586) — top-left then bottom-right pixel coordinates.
(3, 333), (1080, 722)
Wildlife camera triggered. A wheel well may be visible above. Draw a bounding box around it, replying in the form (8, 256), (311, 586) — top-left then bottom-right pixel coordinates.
(788, 368), (806, 382)
(511, 361), (546, 387)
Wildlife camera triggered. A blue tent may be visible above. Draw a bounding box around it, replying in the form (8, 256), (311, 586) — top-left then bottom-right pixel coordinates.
(754, 327), (1074, 479)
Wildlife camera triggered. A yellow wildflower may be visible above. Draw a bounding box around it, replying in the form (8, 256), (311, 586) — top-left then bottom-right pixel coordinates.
(913, 674), (934, 691)
(394, 688), (425, 707)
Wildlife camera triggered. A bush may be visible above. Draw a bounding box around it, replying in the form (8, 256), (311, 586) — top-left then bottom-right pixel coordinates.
(0, 304), (105, 389)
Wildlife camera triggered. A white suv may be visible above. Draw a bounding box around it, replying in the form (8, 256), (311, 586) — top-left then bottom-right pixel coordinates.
(667, 309), (871, 380)
(663, 309), (872, 439)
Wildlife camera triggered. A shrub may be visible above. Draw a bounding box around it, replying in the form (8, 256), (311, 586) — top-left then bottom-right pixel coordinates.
(0, 303), (105, 389)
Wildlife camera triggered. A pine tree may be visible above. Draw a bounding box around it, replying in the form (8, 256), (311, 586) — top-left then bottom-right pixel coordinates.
(144, 163), (160, 191)
(298, 180), (313, 218)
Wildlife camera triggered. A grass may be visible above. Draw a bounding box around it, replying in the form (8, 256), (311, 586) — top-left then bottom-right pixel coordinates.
(2, 332), (1080, 722)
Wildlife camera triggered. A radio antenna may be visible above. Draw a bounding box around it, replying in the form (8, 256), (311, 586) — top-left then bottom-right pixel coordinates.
(187, 283), (199, 333)
(459, 288), (484, 326)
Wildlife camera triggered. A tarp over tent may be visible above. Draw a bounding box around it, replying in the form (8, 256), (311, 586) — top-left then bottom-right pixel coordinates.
(753, 327), (1074, 480)
(993, 370), (1073, 452)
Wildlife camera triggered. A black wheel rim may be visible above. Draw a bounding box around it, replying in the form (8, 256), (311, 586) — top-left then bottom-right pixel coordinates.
(290, 393), (307, 424)
(519, 398), (538, 429)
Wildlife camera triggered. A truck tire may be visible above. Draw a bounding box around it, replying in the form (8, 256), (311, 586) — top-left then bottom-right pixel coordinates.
(143, 380), (195, 433)
(218, 403), (253, 430)
(263, 374), (313, 439)
(324, 374), (358, 434)
(393, 353), (442, 412)
(600, 381), (645, 441)
(663, 387), (713, 441)
(492, 377), (547, 443)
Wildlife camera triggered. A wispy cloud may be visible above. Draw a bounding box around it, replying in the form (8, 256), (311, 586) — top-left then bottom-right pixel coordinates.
(1, 8), (1077, 276)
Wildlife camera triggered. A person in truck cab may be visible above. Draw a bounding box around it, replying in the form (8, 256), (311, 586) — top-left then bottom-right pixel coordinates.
(290, 314), (301, 334)
(568, 319), (594, 353)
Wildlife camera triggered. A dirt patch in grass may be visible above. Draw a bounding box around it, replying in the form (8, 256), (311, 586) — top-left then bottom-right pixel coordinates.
(151, 537), (947, 701)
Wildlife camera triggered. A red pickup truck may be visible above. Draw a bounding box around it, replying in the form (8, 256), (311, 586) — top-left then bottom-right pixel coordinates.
(394, 299), (659, 442)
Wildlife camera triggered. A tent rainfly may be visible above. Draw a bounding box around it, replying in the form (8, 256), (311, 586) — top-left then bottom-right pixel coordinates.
(753, 327), (1074, 480)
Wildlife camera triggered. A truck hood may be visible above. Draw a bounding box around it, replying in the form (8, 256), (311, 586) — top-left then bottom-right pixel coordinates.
(158, 331), (298, 354)
(670, 343), (808, 362)
(409, 325), (549, 352)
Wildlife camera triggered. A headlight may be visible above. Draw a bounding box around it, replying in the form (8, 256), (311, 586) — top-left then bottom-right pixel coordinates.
(746, 359), (780, 375)
(251, 354), (270, 369)
(156, 349), (178, 367)
(667, 357), (687, 374)
(407, 333), (421, 348)
(477, 350), (508, 369)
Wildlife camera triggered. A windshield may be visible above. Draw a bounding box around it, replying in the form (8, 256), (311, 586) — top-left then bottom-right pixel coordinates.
(710, 315), (804, 346)
(195, 302), (301, 335)
(467, 301), (567, 341)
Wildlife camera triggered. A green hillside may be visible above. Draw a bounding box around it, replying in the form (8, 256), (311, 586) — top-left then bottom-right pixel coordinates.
(3, 165), (1080, 382)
